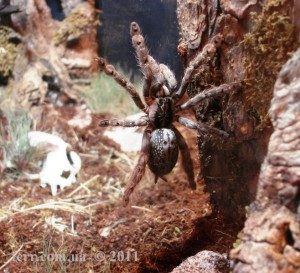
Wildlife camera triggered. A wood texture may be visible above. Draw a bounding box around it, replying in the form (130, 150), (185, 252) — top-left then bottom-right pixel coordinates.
(231, 46), (300, 273)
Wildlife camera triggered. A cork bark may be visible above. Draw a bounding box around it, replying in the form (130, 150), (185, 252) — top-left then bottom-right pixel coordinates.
(230, 46), (300, 273)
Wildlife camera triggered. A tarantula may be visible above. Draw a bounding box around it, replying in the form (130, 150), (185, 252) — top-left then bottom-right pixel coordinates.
(96, 22), (234, 206)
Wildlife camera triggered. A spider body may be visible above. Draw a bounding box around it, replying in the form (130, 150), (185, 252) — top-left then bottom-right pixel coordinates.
(97, 22), (234, 206)
(149, 96), (174, 128)
(149, 128), (179, 177)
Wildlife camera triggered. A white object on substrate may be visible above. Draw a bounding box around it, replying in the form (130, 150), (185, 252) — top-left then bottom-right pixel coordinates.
(103, 113), (144, 152)
(67, 105), (92, 129)
(26, 131), (81, 195)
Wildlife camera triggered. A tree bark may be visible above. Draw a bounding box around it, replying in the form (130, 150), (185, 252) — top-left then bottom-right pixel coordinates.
(177, 0), (300, 271)
(176, 0), (299, 221)
(176, 0), (269, 220)
(230, 46), (300, 273)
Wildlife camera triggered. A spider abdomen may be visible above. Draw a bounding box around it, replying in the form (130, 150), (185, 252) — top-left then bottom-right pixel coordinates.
(148, 129), (179, 176)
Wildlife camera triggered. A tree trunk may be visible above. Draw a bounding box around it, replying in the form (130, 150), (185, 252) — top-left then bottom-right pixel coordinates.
(176, 0), (299, 221)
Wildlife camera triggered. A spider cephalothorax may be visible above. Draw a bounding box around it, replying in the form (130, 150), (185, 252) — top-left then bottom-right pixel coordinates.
(97, 22), (235, 206)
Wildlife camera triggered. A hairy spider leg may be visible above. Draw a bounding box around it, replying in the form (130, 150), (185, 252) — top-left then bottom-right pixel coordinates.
(99, 116), (149, 127)
(174, 34), (223, 100)
(172, 126), (196, 189)
(159, 63), (177, 93)
(130, 22), (164, 100)
(178, 83), (235, 111)
(123, 126), (153, 206)
(96, 57), (146, 112)
(130, 22), (176, 101)
(130, 22), (153, 102)
(177, 116), (229, 138)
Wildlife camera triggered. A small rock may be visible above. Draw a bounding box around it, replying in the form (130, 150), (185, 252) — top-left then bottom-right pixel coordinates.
(171, 250), (229, 273)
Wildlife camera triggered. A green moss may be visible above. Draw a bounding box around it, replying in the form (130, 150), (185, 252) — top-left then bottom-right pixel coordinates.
(242, 0), (300, 129)
(54, 7), (96, 45)
(0, 26), (18, 78)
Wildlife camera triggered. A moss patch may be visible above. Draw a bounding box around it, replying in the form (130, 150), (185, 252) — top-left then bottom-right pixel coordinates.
(0, 26), (18, 79)
(242, 0), (299, 129)
(54, 7), (96, 45)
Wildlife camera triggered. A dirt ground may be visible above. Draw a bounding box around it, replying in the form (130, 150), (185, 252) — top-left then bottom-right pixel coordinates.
(0, 106), (242, 273)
